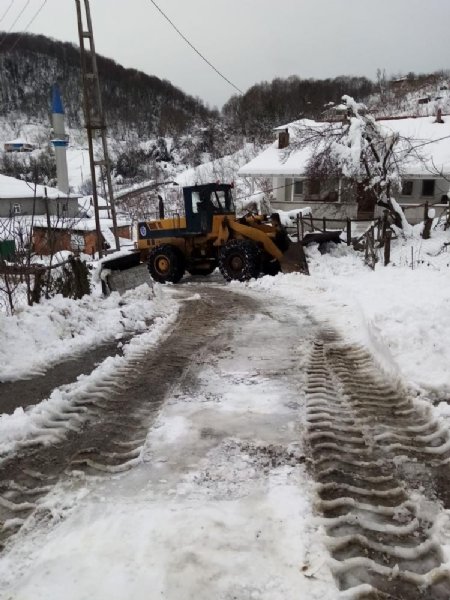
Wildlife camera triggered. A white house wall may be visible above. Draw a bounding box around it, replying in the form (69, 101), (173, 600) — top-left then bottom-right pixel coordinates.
(271, 176), (358, 222)
(268, 174), (449, 225)
(0, 197), (80, 218)
(396, 176), (449, 224)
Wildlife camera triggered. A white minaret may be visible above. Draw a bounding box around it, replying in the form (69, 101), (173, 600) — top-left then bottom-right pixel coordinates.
(51, 84), (70, 194)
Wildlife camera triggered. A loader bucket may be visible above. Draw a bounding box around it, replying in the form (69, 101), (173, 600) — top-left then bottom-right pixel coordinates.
(279, 240), (309, 275)
(100, 251), (151, 294)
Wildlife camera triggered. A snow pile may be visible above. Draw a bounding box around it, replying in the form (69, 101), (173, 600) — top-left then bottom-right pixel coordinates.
(276, 207), (311, 227)
(0, 284), (165, 382)
(0, 294), (179, 455)
(250, 229), (450, 399)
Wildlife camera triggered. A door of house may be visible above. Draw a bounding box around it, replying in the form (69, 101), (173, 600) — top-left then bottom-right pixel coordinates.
(356, 183), (376, 219)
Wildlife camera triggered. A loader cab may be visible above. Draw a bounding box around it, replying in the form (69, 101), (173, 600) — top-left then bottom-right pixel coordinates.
(184, 183), (235, 234)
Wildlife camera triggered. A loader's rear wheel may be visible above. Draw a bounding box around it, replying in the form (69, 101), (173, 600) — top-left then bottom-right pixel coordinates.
(147, 244), (185, 284)
(218, 239), (261, 282)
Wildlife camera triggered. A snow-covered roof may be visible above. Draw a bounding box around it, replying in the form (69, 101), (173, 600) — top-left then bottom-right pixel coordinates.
(115, 179), (157, 199)
(239, 116), (450, 178)
(273, 118), (317, 133)
(0, 174), (78, 200)
(4, 138), (32, 145)
(32, 215), (130, 231)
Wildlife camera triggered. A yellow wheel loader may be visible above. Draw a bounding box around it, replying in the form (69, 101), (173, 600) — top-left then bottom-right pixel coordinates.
(102, 183), (308, 292)
(136, 183), (308, 284)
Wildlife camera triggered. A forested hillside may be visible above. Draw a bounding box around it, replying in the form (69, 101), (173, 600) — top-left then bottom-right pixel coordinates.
(223, 75), (375, 137)
(0, 32), (215, 138)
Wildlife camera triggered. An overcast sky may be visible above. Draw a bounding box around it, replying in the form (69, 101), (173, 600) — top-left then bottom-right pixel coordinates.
(2, 0), (450, 108)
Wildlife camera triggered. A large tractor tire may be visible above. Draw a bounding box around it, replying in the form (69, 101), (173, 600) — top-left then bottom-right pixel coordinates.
(147, 244), (185, 284)
(218, 239), (261, 282)
(187, 261), (217, 276)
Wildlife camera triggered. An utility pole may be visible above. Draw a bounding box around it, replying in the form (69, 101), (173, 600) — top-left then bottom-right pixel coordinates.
(75, 0), (119, 257)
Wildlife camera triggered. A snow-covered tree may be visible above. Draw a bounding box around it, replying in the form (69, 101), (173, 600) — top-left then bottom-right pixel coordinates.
(289, 96), (416, 230)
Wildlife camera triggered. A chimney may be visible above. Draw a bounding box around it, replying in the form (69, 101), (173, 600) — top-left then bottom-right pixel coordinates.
(278, 128), (289, 149)
(435, 107), (444, 124)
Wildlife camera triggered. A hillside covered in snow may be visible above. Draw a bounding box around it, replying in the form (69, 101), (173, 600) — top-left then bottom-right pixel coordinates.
(0, 32), (215, 139)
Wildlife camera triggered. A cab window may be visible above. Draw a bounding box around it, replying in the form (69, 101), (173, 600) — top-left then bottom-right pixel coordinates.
(191, 191), (201, 214)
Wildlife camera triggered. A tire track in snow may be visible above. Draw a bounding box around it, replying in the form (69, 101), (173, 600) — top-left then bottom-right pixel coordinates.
(306, 330), (450, 599)
(0, 288), (260, 553)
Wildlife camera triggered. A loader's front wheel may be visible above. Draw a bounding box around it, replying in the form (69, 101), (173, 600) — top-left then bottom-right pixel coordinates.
(218, 239), (261, 282)
(148, 244), (185, 284)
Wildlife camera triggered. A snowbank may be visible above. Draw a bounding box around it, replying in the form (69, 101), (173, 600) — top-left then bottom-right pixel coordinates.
(0, 284), (164, 382)
(0, 294), (179, 455)
(250, 229), (450, 399)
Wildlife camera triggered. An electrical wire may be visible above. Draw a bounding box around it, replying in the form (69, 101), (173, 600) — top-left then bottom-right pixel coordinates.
(395, 133), (450, 155)
(0, 0), (30, 48)
(147, 0), (243, 95)
(6, 0), (48, 52)
(0, 0), (15, 25)
(235, 181), (294, 202)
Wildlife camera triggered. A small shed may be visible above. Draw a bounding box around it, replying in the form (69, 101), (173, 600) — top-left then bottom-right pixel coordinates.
(32, 218), (132, 256)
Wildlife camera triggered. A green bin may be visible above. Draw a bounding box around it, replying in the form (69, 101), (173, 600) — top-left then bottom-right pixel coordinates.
(0, 240), (16, 260)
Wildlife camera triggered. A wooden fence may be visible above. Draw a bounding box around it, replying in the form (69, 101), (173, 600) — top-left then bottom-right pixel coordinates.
(292, 200), (448, 269)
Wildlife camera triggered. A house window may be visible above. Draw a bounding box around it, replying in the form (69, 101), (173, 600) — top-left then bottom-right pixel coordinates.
(191, 191), (200, 213)
(422, 180), (435, 197)
(294, 180), (304, 195)
(13, 203), (21, 215)
(58, 202), (69, 217)
(70, 233), (84, 251)
(308, 180), (321, 195)
(401, 180), (413, 196)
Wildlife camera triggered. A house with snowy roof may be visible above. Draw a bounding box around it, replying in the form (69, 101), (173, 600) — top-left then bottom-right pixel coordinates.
(32, 216), (132, 256)
(32, 195), (131, 255)
(3, 138), (35, 153)
(0, 174), (79, 218)
(238, 115), (450, 224)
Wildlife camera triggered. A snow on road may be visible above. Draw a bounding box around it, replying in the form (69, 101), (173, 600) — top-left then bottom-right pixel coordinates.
(0, 286), (337, 600)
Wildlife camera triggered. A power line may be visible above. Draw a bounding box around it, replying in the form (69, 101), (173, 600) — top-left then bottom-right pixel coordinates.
(7, 0), (48, 52)
(147, 0), (243, 95)
(0, 0), (15, 25)
(0, 0), (30, 48)
(235, 181), (294, 202)
(400, 133), (450, 154)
